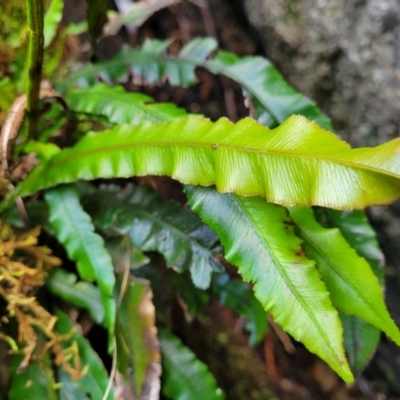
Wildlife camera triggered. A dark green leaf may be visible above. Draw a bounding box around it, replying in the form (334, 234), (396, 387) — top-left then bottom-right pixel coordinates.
(212, 273), (268, 346)
(60, 37), (331, 129)
(84, 184), (221, 289)
(116, 277), (161, 398)
(341, 312), (381, 376)
(159, 328), (225, 400)
(185, 185), (353, 382)
(58, 369), (91, 400)
(56, 310), (115, 400)
(86, 0), (107, 46)
(105, 236), (150, 273)
(9, 353), (57, 400)
(45, 185), (115, 343)
(46, 269), (104, 324)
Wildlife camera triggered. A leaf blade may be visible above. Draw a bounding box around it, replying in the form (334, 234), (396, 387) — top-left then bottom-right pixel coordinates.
(66, 83), (187, 125)
(46, 269), (104, 325)
(159, 328), (225, 400)
(116, 277), (161, 398)
(289, 207), (400, 345)
(56, 310), (115, 400)
(14, 115), (400, 210)
(44, 185), (115, 340)
(185, 185), (353, 382)
(84, 183), (221, 288)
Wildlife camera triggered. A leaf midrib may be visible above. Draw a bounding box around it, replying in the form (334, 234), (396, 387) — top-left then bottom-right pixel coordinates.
(301, 229), (389, 329)
(233, 194), (341, 362)
(44, 139), (400, 181)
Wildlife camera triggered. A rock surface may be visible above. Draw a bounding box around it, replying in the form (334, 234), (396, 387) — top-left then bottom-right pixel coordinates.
(241, 0), (400, 147)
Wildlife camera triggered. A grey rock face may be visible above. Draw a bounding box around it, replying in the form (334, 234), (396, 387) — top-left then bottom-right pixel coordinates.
(242, 0), (400, 147)
(242, 0), (400, 325)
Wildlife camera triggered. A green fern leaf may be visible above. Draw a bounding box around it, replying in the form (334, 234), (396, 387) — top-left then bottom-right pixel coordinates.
(66, 83), (187, 125)
(46, 269), (104, 325)
(323, 209), (385, 374)
(340, 312), (381, 376)
(116, 277), (160, 398)
(289, 207), (400, 345)
(13, 115), (400, 209)
(56, 310), (115, 400)
(185, 185), (353, 382)
(83, 184), (221, 289)
(159, 328), (225, 400)
(44, 185), (116, 343)
(60, 37), (330, 129)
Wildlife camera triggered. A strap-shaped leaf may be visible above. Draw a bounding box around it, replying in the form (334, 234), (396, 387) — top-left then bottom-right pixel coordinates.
(340, 312), (381, 376)
(83, 184), (221, 289)
(289, 207), (400, 344)
(211, 273), (268, 346)
(46, 269), (104, 325)
(56, 310), (115, 400)
(326, 209), (384, 283)
(184, 185), (353, 382)
(60, 37), (331, 130)
(13, 115), (400, 209)
(44, 185), (115, 342)
(66, 83), (187, 125)
(159, 328), (225, 400)
(116, 277), (161, 398)
(322, 209), (385, 374)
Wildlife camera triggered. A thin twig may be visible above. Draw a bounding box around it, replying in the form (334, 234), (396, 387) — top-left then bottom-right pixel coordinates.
(26, 0), (44, 140)
(102, 337), (117, 400)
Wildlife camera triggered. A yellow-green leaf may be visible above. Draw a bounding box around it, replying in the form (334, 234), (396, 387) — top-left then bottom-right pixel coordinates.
(185, 185), (353, 382)
(11, 115), (400, 210)
(289, 207), (400, 345)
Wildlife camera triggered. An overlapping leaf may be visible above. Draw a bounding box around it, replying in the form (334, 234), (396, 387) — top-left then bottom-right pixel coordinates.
(46, 269), (104, 325)
(322, 209), (384, 374)
(66, 83), (187, 125)
(185, 185), (353, 382)
(44, 185), (115, 342)
(12, 115), (400, 209)
(159, 328), (225, 400)
(340, 312), (381, 375)
(56, 310), (115, 400)
(60, 37), (331, 130)
(289, 207), (400, 345)
(9, 353), (57, 400)
(116, 277), (161, 398)
(83, 184), (222, 288)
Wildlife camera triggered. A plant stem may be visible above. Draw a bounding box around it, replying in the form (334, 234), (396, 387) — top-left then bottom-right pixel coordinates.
(26, 0), (44, 139)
